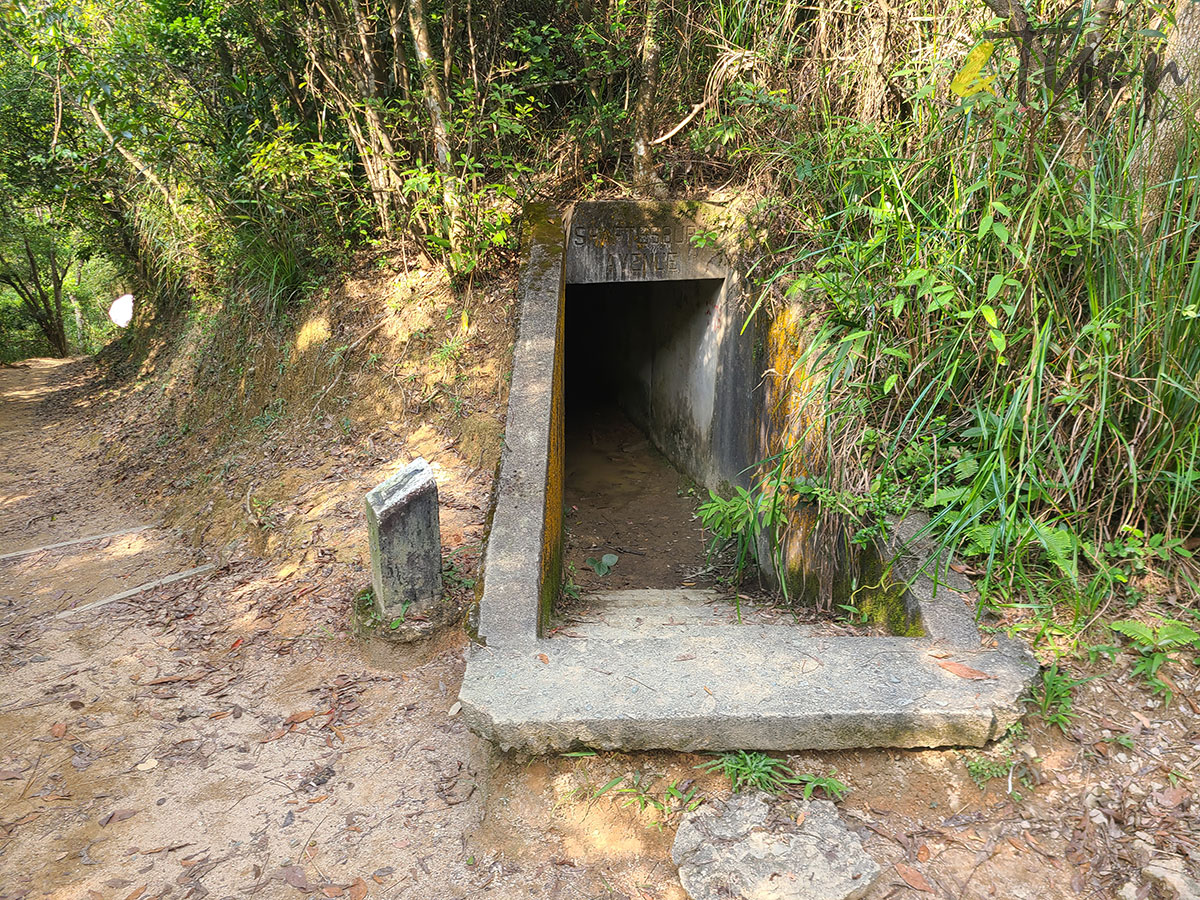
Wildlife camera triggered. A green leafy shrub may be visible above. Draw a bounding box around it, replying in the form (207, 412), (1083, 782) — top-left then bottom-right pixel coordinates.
(1110, 617), (1200, 704)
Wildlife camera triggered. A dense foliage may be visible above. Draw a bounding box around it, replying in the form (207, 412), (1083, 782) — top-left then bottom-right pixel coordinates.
(0, 0), (1197, 628)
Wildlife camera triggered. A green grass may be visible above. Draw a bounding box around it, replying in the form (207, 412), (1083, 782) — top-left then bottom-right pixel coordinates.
(697, 751), (849, 800)
(726, 26), (1200, 640)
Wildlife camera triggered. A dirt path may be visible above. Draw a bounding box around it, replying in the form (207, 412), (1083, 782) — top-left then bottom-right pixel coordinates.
(0, 360), (601, 900)
(3, 359), (1198, 900)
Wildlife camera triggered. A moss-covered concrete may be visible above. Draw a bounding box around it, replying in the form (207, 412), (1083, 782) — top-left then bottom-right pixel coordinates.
(474, 202), (566, 646)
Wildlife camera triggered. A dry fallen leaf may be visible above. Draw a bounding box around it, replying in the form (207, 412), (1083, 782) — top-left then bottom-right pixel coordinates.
(321, 887), (344, 898)
(285, 709), (316, 725)
(280, 865), (311, 890)
(123, 886), (148, 900)
(895, 862), (934, 893)
(936, 659), (993, 680)
(50, 722), (67, 739)
(348, 877), (368, 900)
(0, 769), (24, 780)
(916, 843), (930, 862)
(100, 808), (138, 827)
(1155, 786), (1189, 808)
(537, 654), (549, 664)
(260, 727), (290, 743)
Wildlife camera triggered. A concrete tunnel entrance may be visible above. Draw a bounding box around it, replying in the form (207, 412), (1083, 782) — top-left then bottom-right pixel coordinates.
(563, 278), (728, 596)
(458, 202), (1035, 753)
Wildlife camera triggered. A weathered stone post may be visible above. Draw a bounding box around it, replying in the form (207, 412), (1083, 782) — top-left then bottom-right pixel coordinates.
(365, 458), (443, 640)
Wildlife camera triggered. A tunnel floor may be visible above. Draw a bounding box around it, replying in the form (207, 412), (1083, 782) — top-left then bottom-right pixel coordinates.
(562, 407), (709, 595)
(556, 407), (876, 632)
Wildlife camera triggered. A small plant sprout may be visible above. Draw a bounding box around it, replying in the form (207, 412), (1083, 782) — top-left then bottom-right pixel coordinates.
(959, 724), (1033, 800)
(836, 602), (868, 627)
(585, 553), (619, 576)
(698, 751), (795, 794)
(355, 587), (381, 629)
(589, 771), (701, 831)
(793, 770), (850, 801)
(1110, 616), (1200, 704)
(697, 752), (849, 801)
(389, 598), (413, 628)
(1027, 664), (1089, 733)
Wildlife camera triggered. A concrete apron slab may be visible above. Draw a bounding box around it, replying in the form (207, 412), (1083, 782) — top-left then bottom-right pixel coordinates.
(460, 633), (1033, 753)
(460, 201), (1038, 753)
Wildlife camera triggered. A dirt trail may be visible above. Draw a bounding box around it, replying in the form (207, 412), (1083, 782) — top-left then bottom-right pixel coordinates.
(3, 359), (1199, 900)
(0, 359), (601, 900)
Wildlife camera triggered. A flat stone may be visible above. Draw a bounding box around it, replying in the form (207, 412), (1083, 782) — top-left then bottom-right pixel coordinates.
(672, 793), (880, 900)
(557, 589), (797, 635)
(365, 458), (443, 641)
(458, 630), (1036, 752)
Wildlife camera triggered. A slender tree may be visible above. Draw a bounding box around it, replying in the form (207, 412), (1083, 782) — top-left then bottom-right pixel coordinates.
(1134, 0), (1200, 235)
(631, 0), (663, 194)
(0, 215), (71, 356)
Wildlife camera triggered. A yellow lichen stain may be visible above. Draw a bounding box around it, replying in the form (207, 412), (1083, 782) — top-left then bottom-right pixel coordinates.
(760, 302), (831, 602)
(539, 289), (566, 631)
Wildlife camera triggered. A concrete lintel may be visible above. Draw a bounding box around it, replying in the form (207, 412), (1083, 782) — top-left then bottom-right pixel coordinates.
(566, 200), (728, 284)
(475, 203), (566, 646)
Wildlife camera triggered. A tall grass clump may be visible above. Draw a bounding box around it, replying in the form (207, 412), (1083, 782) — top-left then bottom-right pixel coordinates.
(711, 1), (1199, 632)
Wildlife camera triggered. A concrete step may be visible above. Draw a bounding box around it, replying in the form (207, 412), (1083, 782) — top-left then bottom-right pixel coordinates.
(459, 631), (1036, 753)
(555, 588), (799, 634)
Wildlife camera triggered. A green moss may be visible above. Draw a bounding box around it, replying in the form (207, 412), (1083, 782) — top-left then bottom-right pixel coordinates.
(853, 576), (925, 637)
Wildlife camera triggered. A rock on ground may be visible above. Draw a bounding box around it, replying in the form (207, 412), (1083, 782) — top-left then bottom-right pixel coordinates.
(1144, 858), (1200, 900)
(671, 792), (880, 900)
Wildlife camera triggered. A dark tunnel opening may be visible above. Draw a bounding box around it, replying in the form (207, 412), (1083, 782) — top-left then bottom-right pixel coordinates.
(561, 279), (725, 596)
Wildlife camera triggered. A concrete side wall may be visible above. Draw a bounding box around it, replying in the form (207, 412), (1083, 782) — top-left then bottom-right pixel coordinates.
(476, 203), (565, 646)
(641, 277), (755, 492)
(566, 277), (756, 494)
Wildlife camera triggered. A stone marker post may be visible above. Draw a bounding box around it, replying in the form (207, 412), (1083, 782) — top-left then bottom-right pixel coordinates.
(365, 458), (443, 640)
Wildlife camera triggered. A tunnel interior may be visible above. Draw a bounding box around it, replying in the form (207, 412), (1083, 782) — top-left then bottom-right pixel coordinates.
(562, 278), (726, 595)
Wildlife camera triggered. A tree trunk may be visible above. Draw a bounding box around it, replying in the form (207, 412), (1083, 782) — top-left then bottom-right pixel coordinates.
(1134, 0), (1200, 238)
(0, 239), (69, 357)
(407, 0), (463, 260)
(631, 0), (664, 195)
(387, 0), (411, 97)
(71, 293), (83, 350)
(297, 24), (400, 237)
